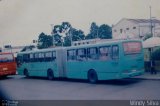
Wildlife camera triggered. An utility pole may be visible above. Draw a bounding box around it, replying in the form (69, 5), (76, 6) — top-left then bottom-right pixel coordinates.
(150, 6), (153, 37)
(51, 24), (55, 47)
(69, 27), (73, 46)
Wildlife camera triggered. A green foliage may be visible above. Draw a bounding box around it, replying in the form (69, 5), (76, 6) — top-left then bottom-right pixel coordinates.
(63, 36), (71, 46)
(98, 24), (112, 39)
(37, 22), (112, 48)
(54, 33), (63, 46)
(86, 22), (98, 39)
(71, 28), (85, 41)
(51, 22), (85, 46)
(62, 22), (71, 30)
(152, 48), (160, 60)
(86, 22), (112, 39)
(53, 25), (62, 34)
(37, 32), (53, 49)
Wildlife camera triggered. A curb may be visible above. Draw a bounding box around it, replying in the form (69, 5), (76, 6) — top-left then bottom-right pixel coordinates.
(132, 77), (160, 80)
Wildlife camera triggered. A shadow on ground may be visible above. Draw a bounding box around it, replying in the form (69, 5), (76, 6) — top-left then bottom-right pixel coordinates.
(20, 76), (141, 86)
(0, 76), (14, 80)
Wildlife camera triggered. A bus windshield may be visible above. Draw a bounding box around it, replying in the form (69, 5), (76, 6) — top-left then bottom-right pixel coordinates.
(123, 42), (142, 55)
(0, 54), (14, 63)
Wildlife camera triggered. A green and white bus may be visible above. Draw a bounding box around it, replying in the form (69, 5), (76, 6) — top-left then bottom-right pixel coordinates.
(17, 47), (65, 80)
(17, 39), (144, 83)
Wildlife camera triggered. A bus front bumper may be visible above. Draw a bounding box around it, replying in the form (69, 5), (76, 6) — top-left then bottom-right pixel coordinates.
(118, 69), (145, 79)
(0, 71), (16, 76)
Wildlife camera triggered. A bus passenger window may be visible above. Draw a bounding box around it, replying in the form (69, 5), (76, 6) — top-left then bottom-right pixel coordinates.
(52, 51), (56, 61)
(99, 46), (111, 61)
(39, 53), (45, 62)
(45, 52), (52, 62)
(0, 54), (14, 62)
(87, 47), (98, 60)
(17, 55), (23, 66)
(23, 54), (30, 62)
(67, 50), (77, 61)
(112, 45), (119, 59)
(30, 54), (34, 62)
(34, 53), (39, 62)
(77, 49), (86, 61)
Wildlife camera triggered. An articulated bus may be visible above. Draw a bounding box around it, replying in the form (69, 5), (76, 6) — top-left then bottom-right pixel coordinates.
(0, 52), (16, 77)
(17, 39), (144, 83)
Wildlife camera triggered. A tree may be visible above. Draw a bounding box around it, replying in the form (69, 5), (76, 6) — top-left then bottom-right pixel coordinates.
(63, 36), (71, 46)
(51, 22), (72, 46)
(78, 30), (85, 40)
(62, 22), (71, 31)
(98, 24), (112, 39)
(54, 33), (62, 46)
(52, 22), (85, 46)
(86, 22), (112, 39)
(62, 28), (85, 46)
(37, 32), (53, 49)
(53, 25), (62, 34)
(52, 25), (63, 46)
(86, 22), (99, 39)
(71, 28), (85, 41)
(85, 33), (92, 39)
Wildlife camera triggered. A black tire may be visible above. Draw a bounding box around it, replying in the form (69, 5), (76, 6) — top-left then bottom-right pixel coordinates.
(88, 70), (98, 84)
(1, 75), (7, 79)
(24, 69), (29, 77)
(47, 69), (54, 80)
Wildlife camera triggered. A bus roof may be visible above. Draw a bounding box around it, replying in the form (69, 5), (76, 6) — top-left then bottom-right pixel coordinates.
(17, 39), (142, 54)
(65, 39), (142, 49)
(17, 47), (64, 55)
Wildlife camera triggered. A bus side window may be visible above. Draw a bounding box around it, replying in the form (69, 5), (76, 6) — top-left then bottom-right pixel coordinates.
(17, 55), (23, 66)
(67, 50), (77, 61)
(112, 45), (119, 59)
(99, 46), (111, 61)
(87, 47), (98, 61)
(52, 51), (56, 61)
(45, 52), (52, 62)
(34, 53), (39, 62)
(23, 54), (30, 63)
(30, 54), (34, 62)
(39, 52), (45, 62)
(77, 48), (86, 61)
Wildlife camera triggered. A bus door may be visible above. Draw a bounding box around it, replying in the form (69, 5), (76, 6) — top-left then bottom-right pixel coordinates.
(57, 49), (66, 78)
(111, 45), (120, 72)
(33, 52), (45, 74)
(122, 41), (144, 71)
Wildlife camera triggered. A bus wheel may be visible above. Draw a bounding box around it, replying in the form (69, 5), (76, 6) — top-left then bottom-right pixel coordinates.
(88, 70), (98, 84)
(47, 69), (54, 80)
(2, 76), (7, 78)
(24, 69), (29, 77)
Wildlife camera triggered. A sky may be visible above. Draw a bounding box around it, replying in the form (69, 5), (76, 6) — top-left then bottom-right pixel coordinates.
(0, 0), (160, 47)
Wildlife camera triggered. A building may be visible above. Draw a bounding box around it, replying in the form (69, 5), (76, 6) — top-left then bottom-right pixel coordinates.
(154, 25), (160, 37)
(112, 18), (160, 39)
(1, 46), (25, 57)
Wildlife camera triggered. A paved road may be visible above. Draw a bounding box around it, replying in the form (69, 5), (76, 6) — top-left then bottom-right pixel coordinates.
(0, 75), (160, 100)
